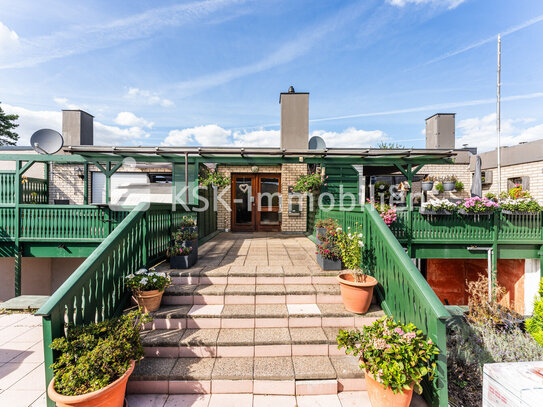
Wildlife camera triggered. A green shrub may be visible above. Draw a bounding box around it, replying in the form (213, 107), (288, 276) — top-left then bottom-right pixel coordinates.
(292, 172), (325, 193)
(337, 316), (439, 394)
(50, 310), (149, 396)
(526, 278), (543, 346)
(435, 182), (444, 193)
(454, 181), (464, 192)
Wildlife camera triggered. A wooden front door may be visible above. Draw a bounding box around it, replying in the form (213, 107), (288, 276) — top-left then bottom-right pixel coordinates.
(231, 174), (281, 232)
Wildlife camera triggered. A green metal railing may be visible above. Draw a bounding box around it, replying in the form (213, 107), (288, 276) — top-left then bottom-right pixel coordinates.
(0, 172), (48, 204)
(36, 203), (195, 407)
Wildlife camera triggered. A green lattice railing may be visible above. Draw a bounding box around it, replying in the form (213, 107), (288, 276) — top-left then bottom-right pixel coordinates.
(0, 172), (48, 204)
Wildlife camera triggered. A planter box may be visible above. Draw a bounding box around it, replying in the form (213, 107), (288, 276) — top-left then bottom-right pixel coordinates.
(501, 210), (540, 216)
(315, 227), (326, 244)
(458, 208), (494, 216)
(170, 251), (197, 269)
(178, 238), (198, 257)
(316, 253), (341, 271)
(420, 208), (454, 216)
(177, 226), (198, 234)
(443, 181), (456, 191)
(421, 181), (434, 191)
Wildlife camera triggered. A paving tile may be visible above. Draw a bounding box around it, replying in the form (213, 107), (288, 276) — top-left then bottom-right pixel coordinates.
(221, 304), (255, 318)
(194, 285), (226, 296)
(0, 390), (44, 407)
(329, 356), (364, 378)
(322, 327), (343, 344)
(314, 285), (340, 295)
(188, 305), (224, 316)
(228, 266), (257, 276)
(211, 357), (253, 380)
(289, 327), (327, 344)
(285, 285), (316, 295)
(180, 329), (219, 346)
(225, 285), (256, 295)
(287, 304), (321, 315)
(338, 391), (372, 407)
(170, 357), (215, 380)
(165, 285), (197, 295)
(0, 341), (34, 363)
(254, 328), (290, 345)
(255, 285), (285, 295)
(126, 394), (169, 407)
(10, 363), (45, 391)
(296, 394), (342, 407)
(163, 394), (210, 407)
(29, 392), (46, 407)
(216, 329), (254, 346)
(152, 305), (192, 319)
(0, 314), (28, 327)
(208, 394), (253, 407)
(200, 266), (230, 277)
(141, 330), (185, 347)
(253, 357), (294, 380)
(318, 303), (354, 317)
(131, 358), (176, 380)
(255, 266), (284, 275)
(253, 395), (296, 407)
(292, 356), (336, 380)
(255, 304), (288, 317)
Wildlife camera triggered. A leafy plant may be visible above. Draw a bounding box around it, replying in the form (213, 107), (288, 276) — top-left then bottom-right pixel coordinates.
(198, 167), (230, 188)
(292, 171), (325, 193)
(126, 268), (171, 292)
(50, 310), (149, 397)
(173, 229), (198, 241)
(499, 197), (542, 213)
(167, 244), (193, 257)
(315, 218), (339, 229)
(421, 198), (457, 212)
(435, 182), (444, 193)
(458, 196), (499, 213)
(177, 216), (196, 227)
(373, 181), (391, 202)
(526, 278), (543, 346)
(336, 226), (372, 282)
(505, 184), (531, 199)
(454, 181), (464, 192)
(485, 192), (497, 201)
(368, 200), (397, 226)
(337, 317), (439, 395)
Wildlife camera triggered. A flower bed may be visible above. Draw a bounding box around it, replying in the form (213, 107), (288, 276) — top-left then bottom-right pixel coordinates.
(499, 197), (542, 214)
(457, 196), (499, 215)
(421, 198), (457, 215)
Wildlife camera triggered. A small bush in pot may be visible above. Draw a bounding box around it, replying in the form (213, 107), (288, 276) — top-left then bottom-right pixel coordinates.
(127, 268), (171, 313)
(337, 316), (440, 407)
(168, 244), (196, 269)
(336, 228), (377, 313)
(48, 310), (150, 407)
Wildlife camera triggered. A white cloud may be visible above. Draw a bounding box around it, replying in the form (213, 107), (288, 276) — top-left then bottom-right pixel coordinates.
(114, 111), (154, 128)
(0, 21), (19, 50)
(232, 129), (279, 147)
(387, 0), (466, 9)
(311, 128), (387, 148)
(456, 113), (543, 152)
(162, 124), (232, 146)
(53, 97), (81, 110)
(126, 88), (174, 107)
(2, 103), (150, 147)
(0, 0), (247, 69)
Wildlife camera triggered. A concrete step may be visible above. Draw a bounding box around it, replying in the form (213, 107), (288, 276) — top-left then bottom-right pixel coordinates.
(163, 284), (343, 305)
(142, 326), (365, 358)
(127, 355), (366, 395)
(144, 303), (384, 330)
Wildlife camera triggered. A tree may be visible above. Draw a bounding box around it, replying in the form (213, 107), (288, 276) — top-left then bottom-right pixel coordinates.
(375, 141), (405, 149)
(0, 102), (19, 146)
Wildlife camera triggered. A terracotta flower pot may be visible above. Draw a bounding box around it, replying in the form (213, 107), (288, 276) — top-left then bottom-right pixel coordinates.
(365, 370), (414, 407)
(48, 360), (135, 407)
(337, 273), (377, 314)
(132, 289), (164, 313)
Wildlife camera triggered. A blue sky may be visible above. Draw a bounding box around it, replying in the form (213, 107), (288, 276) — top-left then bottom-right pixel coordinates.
(1, 0), (543, 151)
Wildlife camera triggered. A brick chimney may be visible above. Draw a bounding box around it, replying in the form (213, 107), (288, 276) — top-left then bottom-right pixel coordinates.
(62, 110), (94, 145)
(279, 86), (309, 150)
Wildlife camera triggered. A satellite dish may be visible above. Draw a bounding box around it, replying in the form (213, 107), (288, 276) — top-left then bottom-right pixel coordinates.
(30, 129), (64, 155)
(308, 135), (326, 150)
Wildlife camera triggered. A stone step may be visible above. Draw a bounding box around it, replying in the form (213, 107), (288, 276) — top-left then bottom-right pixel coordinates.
(141, 326), (364, 358)
(127, 355), (366, 395)
(163, 284), (342, 305)
(144, 303), (384, 330)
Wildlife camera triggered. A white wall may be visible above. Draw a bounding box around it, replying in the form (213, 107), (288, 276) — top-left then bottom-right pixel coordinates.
(524, 259), (541, 315)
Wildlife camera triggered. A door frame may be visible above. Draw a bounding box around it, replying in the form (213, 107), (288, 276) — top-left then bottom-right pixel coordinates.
(231, 173), (281, 232)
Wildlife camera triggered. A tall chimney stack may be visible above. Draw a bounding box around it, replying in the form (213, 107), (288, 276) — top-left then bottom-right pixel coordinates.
(279, 86), (309, 150)
(425, 113), (455, 149)
(62, 110), (94, 146)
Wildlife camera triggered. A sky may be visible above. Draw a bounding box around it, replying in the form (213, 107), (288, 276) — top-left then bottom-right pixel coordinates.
(1, 0), (543, 152)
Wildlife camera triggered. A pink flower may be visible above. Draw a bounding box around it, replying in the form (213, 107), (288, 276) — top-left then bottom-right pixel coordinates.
(394, 327), (404, 335)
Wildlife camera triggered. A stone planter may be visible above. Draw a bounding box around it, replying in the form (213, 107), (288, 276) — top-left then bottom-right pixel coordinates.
(337, 273), (377, 314)
(421, 181), (434, 192)
(48, 360), (135, 407)
(365, 369), (414, 407)
(316, 253), (341, 271)
(443, 181), (456, 191)
(132, 289), (164, 313)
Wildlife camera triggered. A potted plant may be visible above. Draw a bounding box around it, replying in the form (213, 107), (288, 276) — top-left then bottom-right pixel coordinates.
(198, 167), (230, 189)
(458, 196), (499, 216)
(337, 316), (440, 407)
(442, 176), (457, 192)
(292, 170), (326, 194)
(421, 176), (435, 192)
(127, 268), (171, 313)
(336, 228), (377, 314)
(177, 216), (197, 233)
(47, 310), (149, 407)
(173, 227), (199, 256)
(420, 198), (457, 215)
(368, 200), (397, 227)
(500, 197), (542, 215)
(454, 180), (464, 192)
(315, 218), (339, 244)
(315, 227), (342, 270)
(434, 182), (444, 194)
(168, 244), (196, 269)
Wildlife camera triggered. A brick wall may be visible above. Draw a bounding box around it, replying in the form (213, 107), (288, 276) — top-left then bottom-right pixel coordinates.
(482, 161), (543, 202)
(422, 163), (472, 200)
(216, 163), (308, 232)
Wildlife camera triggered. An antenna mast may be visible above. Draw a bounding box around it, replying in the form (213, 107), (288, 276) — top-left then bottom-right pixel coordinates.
(497, 34), (502, 195)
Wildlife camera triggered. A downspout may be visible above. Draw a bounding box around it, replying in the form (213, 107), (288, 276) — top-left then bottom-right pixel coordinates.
(467, 246), (494, 302)
(185, 152), (189, 204)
